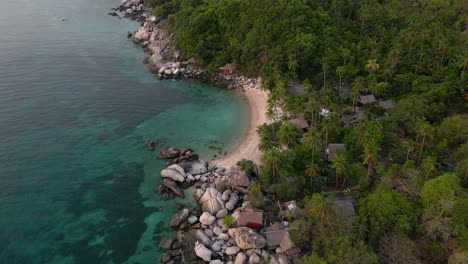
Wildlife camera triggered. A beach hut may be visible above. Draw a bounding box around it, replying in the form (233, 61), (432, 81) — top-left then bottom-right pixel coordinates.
(358, 94), (377, 105)
(289, 81), (305, 95)
(326, 143), (346, 160)
(264, 223), (294, 252)
(219, 63), (236, 75)
(329, 196), (357, 221)
(284, 201), (301, 218)
(289, 114), (308, 132)
(378, 100), (395, 110)
(234, 209), (263, 228)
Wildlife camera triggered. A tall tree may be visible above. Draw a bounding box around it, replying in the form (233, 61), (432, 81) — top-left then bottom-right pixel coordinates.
(332, 152), (348, 188)
(302, 127), (322, 162)
(362, 140), (379, 180)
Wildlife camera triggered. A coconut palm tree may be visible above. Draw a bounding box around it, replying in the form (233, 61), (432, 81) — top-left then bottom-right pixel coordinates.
(305, 161), (320, 189)
(277, 122), (299, 147)
(402, 139), (416, 164)
(302, 127), (321, 162)
(421, 156), (437, 181)
(362, 140), (379, 180)
(416, 119), (434, 166)
(365, 59), (380, 76)
(307, 193), (338, 226)
(261, 150), (282, 183)
(332, 152), (348, 188)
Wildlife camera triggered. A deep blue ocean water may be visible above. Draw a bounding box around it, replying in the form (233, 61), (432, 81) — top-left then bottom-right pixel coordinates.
(0, 0), (248, 263)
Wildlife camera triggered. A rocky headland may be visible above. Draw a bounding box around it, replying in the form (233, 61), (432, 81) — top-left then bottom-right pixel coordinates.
(156, 147), (301, 264)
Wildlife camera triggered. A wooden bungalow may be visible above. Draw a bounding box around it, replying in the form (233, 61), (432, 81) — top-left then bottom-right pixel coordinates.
(284, 201), (301, 218)
(264, 223), (295, 252)
(289, 81), (306, 95)
(378, 100), (395, 110)
(234, 209), (264, 228)
(357, 94), (377, 105)
(289, 114), (309, 132)
(219, 63), (236, 75)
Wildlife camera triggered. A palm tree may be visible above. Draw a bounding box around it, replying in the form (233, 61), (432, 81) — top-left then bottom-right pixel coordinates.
(365, 59), (380, 76)
(261, 150), (282, 183)
(402, 139), (416, 164)
(336, 66), (345, 91)
(362, 140), (379, 180)
(302, 127), (321, 162)
(421, 156), (437, 181)
(332, 153), (348, 188)
(257, 124), (278, 152)
(307, 193), (337, 226)
(415, 119), (434, 165)
(306, 95), (321, 126)
(321, 113), (338, 148)
(305, 161), (320, 189)
(277, 122), (298, 147)
(321, 60), (329, 89)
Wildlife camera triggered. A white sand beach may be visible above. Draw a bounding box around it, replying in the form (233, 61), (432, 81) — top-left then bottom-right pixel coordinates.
(213, 87), (269, 168)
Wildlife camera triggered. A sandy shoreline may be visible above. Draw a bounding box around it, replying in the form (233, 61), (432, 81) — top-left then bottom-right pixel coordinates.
(212, 87), (269, 168)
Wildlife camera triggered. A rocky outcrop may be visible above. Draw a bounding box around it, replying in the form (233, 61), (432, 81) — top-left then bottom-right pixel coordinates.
(161, 164), (186, 182)
(199, 212), (216, 226)
(199, 187), (224, 215)
(195, 241), (212, 262)
(228, 228), (267, 249)
(163, 178), (184, 197)
(179, 159), (208, 175)
(170, 208), (189, 228)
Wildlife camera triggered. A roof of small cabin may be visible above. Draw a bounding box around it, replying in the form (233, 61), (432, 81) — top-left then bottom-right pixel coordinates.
(219, 63), (236, 70)
(279, 232), (294, 252)
(289, 114), (308, 130)
(330, 199), (356, 218)
(284, 201), (301, 217)
(327, 143), (346, 160)
(358, 94), (377, 104)
(265, 230), (287, 248)
(235, 209), (263, 226)
(378, 100), (395, 109)
(289, 81), (305, 95)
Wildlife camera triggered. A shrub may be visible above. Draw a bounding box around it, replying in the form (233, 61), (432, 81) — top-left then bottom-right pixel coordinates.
(223, 215), (236, 228)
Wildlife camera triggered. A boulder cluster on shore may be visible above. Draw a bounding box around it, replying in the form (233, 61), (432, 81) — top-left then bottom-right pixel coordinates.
(115, 0), (260, 89)
(156, 148), (300, 264)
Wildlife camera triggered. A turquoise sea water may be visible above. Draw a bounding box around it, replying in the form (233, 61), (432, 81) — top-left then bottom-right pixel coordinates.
(0, 0), (248, 263)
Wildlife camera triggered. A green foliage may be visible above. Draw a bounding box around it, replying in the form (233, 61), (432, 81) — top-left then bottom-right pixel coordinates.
(421, 173), (462, 209)
(359, 188), (419, 240)
(303, 253), (328, 264)
(249, 181), (264, 209)
(322, 236), (378, 264)
(452, 198), (468, 233)
(223, 215), (236, 228)
(237, 159), (256, 176)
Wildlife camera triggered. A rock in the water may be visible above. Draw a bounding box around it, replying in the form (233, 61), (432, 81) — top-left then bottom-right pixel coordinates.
(193, 188), (205, 201)
(161, 166), (185, 182)
(179, 159), (208, 175)
(226, 246), (241, 255)
(170, 209), (189, 228)
(235, 252), (248, 264)
(157, 148), (180, 159)
(163, 178), (184, 197)
(194, 241), (212, 262)
(249, 253), (261, 264)
(228, 227), (267, 249)
(225, 193), (239, 211)
(199, 212), (216, 225)
(188, 216), (198, 224)
(167, 164), (185, 176)
(159, 236), (177, 250)
(196, 229), (212, 247)
(210, 260), (223, 264)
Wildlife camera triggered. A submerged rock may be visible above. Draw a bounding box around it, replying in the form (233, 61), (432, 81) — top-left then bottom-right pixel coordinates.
(163, 178), (184, 197)
(170, 208), (189, 228)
